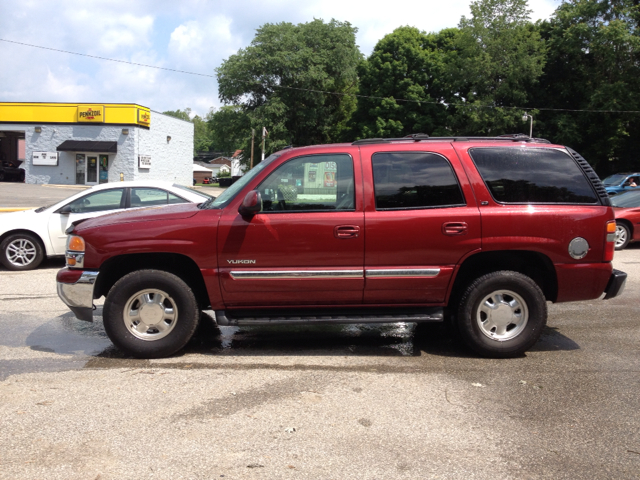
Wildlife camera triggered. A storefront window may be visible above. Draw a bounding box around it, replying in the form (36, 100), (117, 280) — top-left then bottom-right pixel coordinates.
(75, 154), (85, 185)
(99, 155), (109, 184)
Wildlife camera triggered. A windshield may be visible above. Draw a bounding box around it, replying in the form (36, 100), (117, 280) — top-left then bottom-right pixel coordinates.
(603, 174), (627, 186)
(201, 153), (282, 209)
(611, 190), (640, 208)
(172, 184), (213, 200)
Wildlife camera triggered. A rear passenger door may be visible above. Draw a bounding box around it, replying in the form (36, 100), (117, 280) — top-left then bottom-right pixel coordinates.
(361, 145), (481, 304)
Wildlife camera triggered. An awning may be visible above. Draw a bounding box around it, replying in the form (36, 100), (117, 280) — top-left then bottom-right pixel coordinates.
(56, 140), (117, 153)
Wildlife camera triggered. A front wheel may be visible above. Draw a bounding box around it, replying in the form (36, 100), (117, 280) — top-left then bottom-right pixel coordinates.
(615, 222), (630, 250)
(0, 233), (44, 270)
(457, 271), (547, 358)
(103, 270), (200, 358)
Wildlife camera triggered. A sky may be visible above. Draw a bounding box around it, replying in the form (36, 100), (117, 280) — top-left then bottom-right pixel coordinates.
(0, 0), (560, 118)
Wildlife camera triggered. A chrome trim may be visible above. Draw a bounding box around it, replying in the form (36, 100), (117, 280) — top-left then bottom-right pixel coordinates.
(57, 271), (99, 321)
(230, 269), (363, 280)
(65, 251), (84, 269)
(366, 268), (440, 278)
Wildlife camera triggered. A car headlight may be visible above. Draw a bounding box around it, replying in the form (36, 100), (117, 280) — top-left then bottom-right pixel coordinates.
(66, 235), (85, 268)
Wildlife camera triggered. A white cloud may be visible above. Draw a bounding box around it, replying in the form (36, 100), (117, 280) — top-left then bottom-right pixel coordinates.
(0, 0), (563, 115)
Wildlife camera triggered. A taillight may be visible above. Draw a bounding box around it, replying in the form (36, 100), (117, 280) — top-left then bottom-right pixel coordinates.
(604, 221), (616, 262)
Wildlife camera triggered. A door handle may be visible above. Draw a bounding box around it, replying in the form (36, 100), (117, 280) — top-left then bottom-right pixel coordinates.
(334, 225), (360, 239)
(442, 222), (468, 235)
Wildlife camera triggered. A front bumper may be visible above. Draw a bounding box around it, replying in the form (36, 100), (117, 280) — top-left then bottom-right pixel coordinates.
(603, 269), (627, 300)
(56, 269), (99, 321)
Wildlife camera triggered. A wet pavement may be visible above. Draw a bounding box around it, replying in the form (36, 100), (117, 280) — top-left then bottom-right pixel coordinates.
(0, 250), (639, 478)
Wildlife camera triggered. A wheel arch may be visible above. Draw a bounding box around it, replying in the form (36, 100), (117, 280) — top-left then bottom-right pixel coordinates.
(449, 250), (558, 305)
(616, 218), (633, 237)
(95, 253), (211, 309)
(0, 229), (46, 251)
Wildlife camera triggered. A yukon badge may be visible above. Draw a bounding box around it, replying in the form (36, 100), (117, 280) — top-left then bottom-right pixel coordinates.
(227, 259), (256, 264)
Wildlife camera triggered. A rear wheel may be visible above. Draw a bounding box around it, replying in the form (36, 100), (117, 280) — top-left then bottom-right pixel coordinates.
(0, 233), (44, 270)
(457, 271), (547, 358)
(615, 222), (630, 250)
(103, 270), (200, 358)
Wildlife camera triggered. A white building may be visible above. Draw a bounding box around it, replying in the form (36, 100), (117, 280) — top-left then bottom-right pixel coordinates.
(0, 103), (194, 186)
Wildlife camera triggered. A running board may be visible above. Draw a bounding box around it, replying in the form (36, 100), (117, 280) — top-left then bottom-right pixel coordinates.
(214, 308), (443, 326)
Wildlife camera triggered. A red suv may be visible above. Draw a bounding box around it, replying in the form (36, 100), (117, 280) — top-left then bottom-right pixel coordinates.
(57, 135), (626, 359)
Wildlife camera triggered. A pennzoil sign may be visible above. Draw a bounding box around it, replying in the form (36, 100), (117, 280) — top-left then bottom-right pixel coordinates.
(77, 106), (104, 123)
(137, 108), (151, 126)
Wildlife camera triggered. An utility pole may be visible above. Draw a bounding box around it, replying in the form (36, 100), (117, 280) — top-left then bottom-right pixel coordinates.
(250, 129), (255, 169)
(261, 127), (268, 162)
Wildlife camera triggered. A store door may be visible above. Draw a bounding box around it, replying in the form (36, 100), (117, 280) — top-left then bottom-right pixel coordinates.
(75, 153), (103, 185)
(86, 155), (98, 184)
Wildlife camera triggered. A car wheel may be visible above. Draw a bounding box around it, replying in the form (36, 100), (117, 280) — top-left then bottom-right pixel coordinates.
(457, 271), (547, 358)
(615, 222), (630, 250)
(102, 270), (200, 358)
(0, 233), (45, 270)
(0, 171), (5, 182)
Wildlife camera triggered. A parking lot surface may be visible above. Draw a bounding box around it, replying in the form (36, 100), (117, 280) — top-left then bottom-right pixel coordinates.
(0, 248), (639, 478)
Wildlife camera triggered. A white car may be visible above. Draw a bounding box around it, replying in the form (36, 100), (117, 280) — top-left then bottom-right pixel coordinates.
(0, 181), (212, 270)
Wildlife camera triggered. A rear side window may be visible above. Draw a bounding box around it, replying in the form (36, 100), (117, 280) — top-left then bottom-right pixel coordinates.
(372, 152), (465, 210)
(469, 148), (598, 204)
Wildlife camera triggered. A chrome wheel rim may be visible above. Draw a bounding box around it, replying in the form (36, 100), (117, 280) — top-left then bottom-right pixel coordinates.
(476, 289), (529, 341)
(615, 224), (627, 249)
(6, 238), (37, 267)
(123, 289), (178, 341)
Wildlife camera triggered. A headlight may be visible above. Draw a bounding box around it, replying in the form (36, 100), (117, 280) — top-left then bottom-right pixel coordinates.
(66, 235), (85, 268)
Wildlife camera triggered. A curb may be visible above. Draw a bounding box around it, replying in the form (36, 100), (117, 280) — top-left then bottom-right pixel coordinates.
(0, 207), (31, 212)
(41, 184), (90, 190)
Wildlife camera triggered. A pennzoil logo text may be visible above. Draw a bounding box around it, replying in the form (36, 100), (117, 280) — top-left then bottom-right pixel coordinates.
(77, 106), (104, 122)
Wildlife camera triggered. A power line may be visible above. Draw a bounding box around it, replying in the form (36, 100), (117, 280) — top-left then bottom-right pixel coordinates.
(2, 37), (640, 115)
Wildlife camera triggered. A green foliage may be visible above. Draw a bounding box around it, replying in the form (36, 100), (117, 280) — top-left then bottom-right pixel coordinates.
(533, 0), (640, 174)
(216, 19), (362, 161)
(218, 169), (231, 178)
(349, 27), (458, 139)
(207, 106), (251, 157)
(163, 108), (192, 122)
(449, 0), (546, 134)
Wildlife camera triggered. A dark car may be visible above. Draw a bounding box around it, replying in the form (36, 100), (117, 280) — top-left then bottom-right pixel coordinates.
(611, 190), (640, 249)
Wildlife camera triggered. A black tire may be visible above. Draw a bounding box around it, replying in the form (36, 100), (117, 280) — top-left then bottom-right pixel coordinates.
(457, 271), (547, 358)
(0, 232), (45, 270)
(102, 270), (200, 358)
(615, 222), (631, 250)
(0, 170), (5, 182)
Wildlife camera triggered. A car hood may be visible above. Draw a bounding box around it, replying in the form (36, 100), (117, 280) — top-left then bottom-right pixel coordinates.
(0, 208), (38, 229)
(75, 203), (201, 231)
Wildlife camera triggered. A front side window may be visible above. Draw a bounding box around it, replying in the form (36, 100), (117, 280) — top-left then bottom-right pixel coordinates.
(257, 154), (355, 212)
(64, 188), (125, 214)
(130, 188), (187, 207)
(372, 152), (465, 210)
(469, 148), (598, 204)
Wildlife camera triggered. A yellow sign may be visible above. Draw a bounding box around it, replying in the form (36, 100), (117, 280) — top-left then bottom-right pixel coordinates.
(137, 108), (150, 126)
(77, 105), (105, 123)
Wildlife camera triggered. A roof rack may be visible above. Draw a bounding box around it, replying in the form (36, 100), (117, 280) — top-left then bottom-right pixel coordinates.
(352, 134), (551, 145)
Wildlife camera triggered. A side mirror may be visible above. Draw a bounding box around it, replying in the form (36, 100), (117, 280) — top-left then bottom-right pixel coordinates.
(59, 204), (72, 215)
(238, 190), (262, 217)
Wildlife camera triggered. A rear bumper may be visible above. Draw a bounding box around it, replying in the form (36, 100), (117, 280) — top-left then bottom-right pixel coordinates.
(56, 268), (99, 322)
(603, 269), (627, 300)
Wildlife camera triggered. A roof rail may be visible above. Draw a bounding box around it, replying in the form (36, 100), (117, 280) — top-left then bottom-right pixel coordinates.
(352, 134), (551, 145)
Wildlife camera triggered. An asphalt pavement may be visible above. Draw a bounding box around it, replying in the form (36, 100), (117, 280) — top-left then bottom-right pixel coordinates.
(0, 247), (639, 479)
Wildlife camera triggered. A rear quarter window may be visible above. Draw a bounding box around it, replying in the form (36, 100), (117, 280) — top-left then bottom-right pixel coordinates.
(469, 148), (598, 204)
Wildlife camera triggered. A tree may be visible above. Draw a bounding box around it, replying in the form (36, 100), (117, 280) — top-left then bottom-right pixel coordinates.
(448, 0), (547, 135)
(207, 106), (251, 157)
(349, 27), (459, 139)
(216, 19), (362, 159)
(533, 0), (640, 174)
